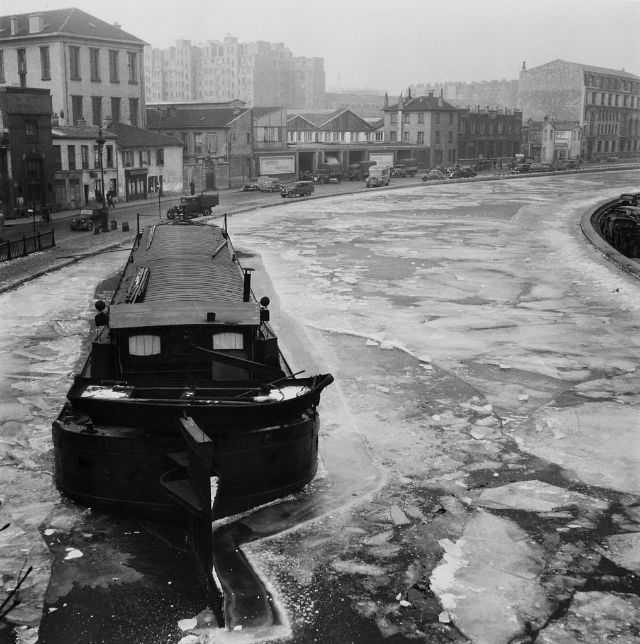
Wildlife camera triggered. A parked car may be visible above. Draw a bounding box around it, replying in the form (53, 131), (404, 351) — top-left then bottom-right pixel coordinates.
(510, 163), (531, 174)
(256, 176), (281, 192)
(449, 166), (477, 178)
(281, 181), (314, 198)
(70, 209), (97, 231)
(422, 169), (447, 181)
(555, 159), (581, 170)
(241, 182), (259, 192)
(167, 193), (219, 219)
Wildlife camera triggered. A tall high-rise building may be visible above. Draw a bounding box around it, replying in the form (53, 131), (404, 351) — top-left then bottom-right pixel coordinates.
(144, 38), (325, 108)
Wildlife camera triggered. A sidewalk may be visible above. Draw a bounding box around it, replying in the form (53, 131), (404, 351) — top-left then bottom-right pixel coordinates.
(0, 225), (134, 294)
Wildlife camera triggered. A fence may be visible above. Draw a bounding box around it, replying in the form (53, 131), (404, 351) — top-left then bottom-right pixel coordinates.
(0, 231), (56, 262)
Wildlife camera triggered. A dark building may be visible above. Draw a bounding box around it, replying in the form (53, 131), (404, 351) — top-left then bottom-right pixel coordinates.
(457, 106), (522, 168)
(0, 87), (54, 216)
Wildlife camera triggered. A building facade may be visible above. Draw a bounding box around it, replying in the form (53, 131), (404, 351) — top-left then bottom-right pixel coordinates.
(52, 122), (183, 206)
(383, 93), (459, 167)
(144, 38), (325, 109)
(51, 124), (118, 209)
(0, 86), (54, 215)
(457, 106), (522, 168)
(0, 9), (146, 128)
(146, 103), (253, 190)
(518, 59), (640, 160)
(540, 119), (582, 164)
(106, 121), (184, 201)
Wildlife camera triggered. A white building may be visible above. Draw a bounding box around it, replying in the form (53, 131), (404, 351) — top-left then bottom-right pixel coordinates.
(0, 8), (146, 127)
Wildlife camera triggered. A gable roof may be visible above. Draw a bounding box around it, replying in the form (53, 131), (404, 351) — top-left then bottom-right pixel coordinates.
(52, 124), (117, 140)
(106, 121), (182, 148)
(146, 107), (249, 130)
(385, 95), (458, 112)
(252, 107), (282, 118)
(0, 8), (145, 45)
(287, 108), (374, 131)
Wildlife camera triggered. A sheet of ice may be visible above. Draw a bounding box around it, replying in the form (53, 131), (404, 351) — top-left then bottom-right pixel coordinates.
(80, 385), (132, 399)
(252, 385), (310, 402)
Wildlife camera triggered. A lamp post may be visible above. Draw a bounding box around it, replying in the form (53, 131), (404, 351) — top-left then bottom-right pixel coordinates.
(96, 127), (107, 231)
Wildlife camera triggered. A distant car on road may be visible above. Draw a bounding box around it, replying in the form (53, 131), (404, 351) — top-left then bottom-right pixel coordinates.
(510, 163), (531, 174)
(241, 182), (259, 192)
(69, 209), (96, 231)
(422, 169), (448, 181)
(281, 181), (314, 198)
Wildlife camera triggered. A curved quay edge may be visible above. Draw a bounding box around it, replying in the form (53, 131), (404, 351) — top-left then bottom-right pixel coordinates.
(580, 197), (640, 280)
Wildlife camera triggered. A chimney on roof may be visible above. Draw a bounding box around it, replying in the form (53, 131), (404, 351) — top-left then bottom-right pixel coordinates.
(113, 22), (122, 28)
(28, 14), (43, 34)
(522, 61), (526, 70)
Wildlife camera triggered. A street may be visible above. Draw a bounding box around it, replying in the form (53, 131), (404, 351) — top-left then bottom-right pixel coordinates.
(1, 169), (640, 643)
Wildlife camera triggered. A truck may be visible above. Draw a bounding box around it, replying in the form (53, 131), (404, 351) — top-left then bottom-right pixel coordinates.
(166, 193), (220, 219)
(365, 165), (391, 188)
(314, 163), (344, 184)
(346, 161), (376, 181)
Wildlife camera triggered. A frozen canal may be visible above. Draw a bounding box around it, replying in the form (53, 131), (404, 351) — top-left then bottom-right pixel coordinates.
(1, 171), (640, 643)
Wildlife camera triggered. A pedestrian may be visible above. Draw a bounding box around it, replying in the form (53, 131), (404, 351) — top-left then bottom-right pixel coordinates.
(106, 190), (115, 208)
(190, 181), (195, 195)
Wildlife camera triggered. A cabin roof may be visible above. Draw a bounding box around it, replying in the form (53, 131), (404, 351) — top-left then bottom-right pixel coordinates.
(110, 222), (260, 327)
(109, 301), (260, 329)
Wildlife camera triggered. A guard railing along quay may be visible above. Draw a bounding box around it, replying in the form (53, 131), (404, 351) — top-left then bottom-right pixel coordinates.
(0, 230), (55, 262)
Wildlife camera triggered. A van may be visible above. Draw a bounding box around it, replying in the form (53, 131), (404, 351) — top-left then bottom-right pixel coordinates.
(281, 181), (314, 198)
(365, 166), (391, 187)
(256, 176), (281, 192)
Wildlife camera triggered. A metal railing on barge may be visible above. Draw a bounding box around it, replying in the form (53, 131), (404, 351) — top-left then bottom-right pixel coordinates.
(0, 231), (56, 262)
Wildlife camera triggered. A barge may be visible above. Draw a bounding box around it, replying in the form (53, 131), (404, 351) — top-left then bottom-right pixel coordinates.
(52, 218), (333, 616)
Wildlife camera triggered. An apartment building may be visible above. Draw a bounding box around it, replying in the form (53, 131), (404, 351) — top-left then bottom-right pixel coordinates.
(0, 9), (146, 128)
(383, 92), (459, 167)
(518, 59), (640, 160)
(144, 37), (325, 109)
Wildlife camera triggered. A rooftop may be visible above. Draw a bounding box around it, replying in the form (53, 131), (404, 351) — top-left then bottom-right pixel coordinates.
(0, 8), (145, 45)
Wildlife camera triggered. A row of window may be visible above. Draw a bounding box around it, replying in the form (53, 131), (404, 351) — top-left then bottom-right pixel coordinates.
(388, 130), (454, 144)
(53, 143), (114, 171)
(585, 74), (640, 93)
(69, 46), (138, 84)
(389, 111), (456, 126)
(123, 149), (165, 167)
(0, 47), (139, 86)
(458, 120), (516, 135)
(587, 92), (640, 108)
(70, 95), (139, 127)
(52, 145), (164, 171)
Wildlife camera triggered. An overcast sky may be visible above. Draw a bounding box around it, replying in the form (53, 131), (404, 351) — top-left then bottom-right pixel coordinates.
(3, 0), (640, 93)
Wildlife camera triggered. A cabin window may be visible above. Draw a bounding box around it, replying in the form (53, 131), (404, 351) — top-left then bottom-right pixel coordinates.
(129, 334), (161, 356)
(212, 332), (244, 350)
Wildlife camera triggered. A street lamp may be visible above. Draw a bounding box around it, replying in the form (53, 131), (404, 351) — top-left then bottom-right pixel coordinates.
(96, 127), (107, 231)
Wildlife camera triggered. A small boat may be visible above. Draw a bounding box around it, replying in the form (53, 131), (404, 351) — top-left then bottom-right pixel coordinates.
(52, 218), (333, 616)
